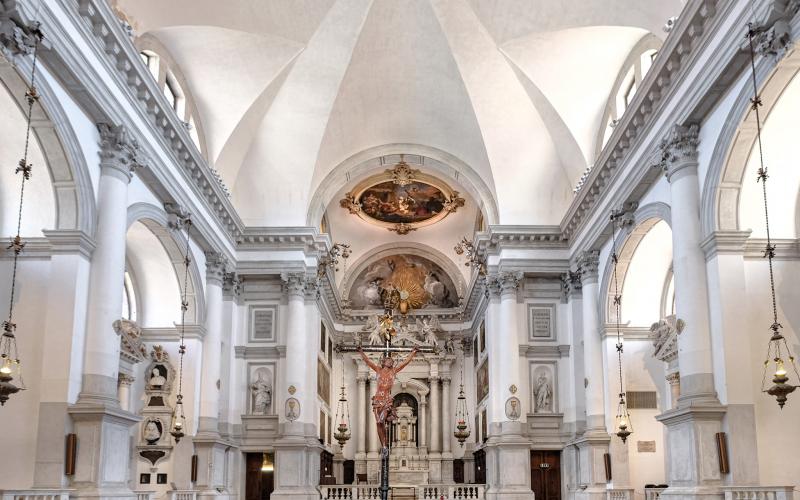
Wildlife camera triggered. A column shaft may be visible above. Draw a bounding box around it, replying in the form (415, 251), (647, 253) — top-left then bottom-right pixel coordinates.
(356, 375), (367, 455)
(368, 378), (379, 454)
(579, 253), (605, 431)
(429, 377), (440, 453)
(418, 398), (428, 452)
(198, 253), (226, 434)
(442, 378), (451, 454)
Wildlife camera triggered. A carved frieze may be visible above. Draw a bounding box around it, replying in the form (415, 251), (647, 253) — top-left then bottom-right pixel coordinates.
(649, 315), (684, 364)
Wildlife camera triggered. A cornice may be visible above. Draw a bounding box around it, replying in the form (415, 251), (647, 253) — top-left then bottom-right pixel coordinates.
(744, 238), (800, 260)
(519, 344), (571, 359)
(140, 324), (206, 341)
(234, 345), (286, 359)
(43, 229), (96, 259)
(601, 325), (653, 341)
(700, 230), (752, 259)
(236, 226), (331, 252)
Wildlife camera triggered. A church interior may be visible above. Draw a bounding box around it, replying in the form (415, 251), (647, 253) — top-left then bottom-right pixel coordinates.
(0, 1), (799, 500)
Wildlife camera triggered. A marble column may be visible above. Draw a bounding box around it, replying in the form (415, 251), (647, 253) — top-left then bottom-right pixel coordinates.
(441, 376), (453, 482)
(117, 374), (134, 412)
(484, 272), (533, 500)
(573, 252), (609, 500)
(666, 372), (681, 410)
(356, 373), (368, 456)
(69, 124), (141, 500)
(418, 393), (428, 454)
(272, 273), (322, 500)
(564, 271), (586, 436)
(429, 375), (442, 482)
(429, 376), (441, 452)
(655, 124), (725, 500)
(198, 252), (226, 435)
(366, 376), (380, 483)
(194, 253), (231, 499)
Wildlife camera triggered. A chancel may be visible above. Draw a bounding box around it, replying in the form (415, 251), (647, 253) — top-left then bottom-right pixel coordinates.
(0, 2), (799, 500)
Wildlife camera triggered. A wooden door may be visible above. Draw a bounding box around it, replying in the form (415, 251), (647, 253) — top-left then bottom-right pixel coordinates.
(530, 450), (561, 500)
(245, 453), (263, 500)
(343, 460), (355, 484)
(473, 449), (486, 484)
(453, 459), (465, 483)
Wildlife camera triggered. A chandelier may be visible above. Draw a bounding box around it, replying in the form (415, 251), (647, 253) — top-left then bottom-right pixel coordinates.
(609, 210), (632, 442)
(453, 369), (470, 446)
(746, 25), (799, 408)
(170, 216), (192, 441)
(0, 25), (43, 406)
(333, 369), (351, 447)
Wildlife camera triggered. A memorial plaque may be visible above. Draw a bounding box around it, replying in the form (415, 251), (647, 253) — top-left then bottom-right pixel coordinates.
(529, 304), (556, 340)
(250, 306), (276, 342)
(637, 440), (656, 453)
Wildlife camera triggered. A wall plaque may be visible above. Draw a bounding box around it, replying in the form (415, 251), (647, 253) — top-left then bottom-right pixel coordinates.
(250, 306), (277, 342)
(637, 440), (656, 453)
(528, 304), (556, 341)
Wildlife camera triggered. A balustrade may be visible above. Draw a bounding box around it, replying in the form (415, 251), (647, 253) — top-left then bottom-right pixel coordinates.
(0, 491), (71, 500)
(722, 487), (795, 500)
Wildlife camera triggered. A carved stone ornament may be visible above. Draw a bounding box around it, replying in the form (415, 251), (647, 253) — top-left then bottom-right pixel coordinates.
(339, 158), (466, 234)
(649, 315), (684, 363)
(205, 251), (228, 284)
(654, 124), (700, 177)
(114, 318), (147, 363)
(578, 250), (600, 280)
(0, 17), (41, 58)
(164, 202), (191, 231)
(97, 123), (143, 178)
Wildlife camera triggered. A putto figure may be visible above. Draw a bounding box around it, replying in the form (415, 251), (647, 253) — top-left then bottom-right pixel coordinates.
(358, 346), (418, 448)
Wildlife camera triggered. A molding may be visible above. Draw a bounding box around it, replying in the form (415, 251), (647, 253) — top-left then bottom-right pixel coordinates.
(140, 324), (206, 342)
(600, 325), (653, 341)
(234, 345), (286, 360)
(701, 230), (753, 259)
(519, 344), (571, 359)
(42, 229), (95, 258)
(744, 238), (800, 260)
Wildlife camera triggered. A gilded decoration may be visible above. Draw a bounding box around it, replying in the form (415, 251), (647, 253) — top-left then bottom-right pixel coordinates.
(339, 159), (465, 234)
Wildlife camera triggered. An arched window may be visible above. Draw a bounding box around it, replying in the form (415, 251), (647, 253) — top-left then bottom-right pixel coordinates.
(597, 35), (662, 157)
(122, 270), (138, 322)
(139, 50), (159, 79)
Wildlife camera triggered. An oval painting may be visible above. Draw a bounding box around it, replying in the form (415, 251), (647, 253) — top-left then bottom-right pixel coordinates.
(358, 181), (446, 224)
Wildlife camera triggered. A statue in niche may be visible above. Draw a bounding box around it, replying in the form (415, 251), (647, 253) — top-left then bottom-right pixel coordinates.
(534, 372), (553, 413)
(148, 367), (166, 389)
(444, 337), (456, 354)
(250, 370), (272, 414)
(144, 419), (162, 444)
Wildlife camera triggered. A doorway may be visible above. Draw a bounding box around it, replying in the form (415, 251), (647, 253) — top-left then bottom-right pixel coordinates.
(530, 450), (560, 500)
(245, 452), (274, 500)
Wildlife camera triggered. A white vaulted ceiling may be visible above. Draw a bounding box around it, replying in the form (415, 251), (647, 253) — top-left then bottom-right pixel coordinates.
(113, 0), (684, 227)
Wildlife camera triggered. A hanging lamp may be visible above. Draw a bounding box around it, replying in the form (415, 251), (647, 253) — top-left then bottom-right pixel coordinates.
(170, 217), (192, 441)
(745, 24), (800, 408)
(453, 368), (471, 446)
(609, 211), (632, 442)
(0, 25), (44, 406)
(333, 366), (351, 447)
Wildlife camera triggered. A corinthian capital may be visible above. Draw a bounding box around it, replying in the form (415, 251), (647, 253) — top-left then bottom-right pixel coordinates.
(0, 18), (40, 58)
(97, 123), (144, 181)
(282, 272), (318, 300)
(205, 251), (228, 285)
(577, 250), (600, 283)
(654, 124), (700, 181)
(485, 271), (522, 298)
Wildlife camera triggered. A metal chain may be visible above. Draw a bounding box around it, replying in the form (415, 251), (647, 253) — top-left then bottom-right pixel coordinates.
(175, 219), (192, 406)
(610, 214), (625, 401)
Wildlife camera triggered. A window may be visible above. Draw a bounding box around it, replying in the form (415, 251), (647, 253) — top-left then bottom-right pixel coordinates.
(188, 116), (200, 148)
(122, 271), (137, 321)
(139, 50), (159, 79)
(623, 76), (637, 107)
(640, 50), (658, 79)
(615, 66), (635, 117)
(164, 73), (186, 118)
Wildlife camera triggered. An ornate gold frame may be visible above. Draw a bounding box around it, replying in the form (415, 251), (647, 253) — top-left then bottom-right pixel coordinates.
(339, 160), (465, 235)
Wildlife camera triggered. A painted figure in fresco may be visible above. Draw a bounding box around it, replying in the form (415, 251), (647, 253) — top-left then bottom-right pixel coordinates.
(358, 346), (418, 448)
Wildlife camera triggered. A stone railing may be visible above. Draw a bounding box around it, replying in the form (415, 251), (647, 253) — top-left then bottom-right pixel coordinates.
(169, 490), (198, 500)
(319, 486), (383, 500)
(135, 491), (155, 500)
(0, 491), (71, 500)
(416, 485), (485, 499)
(722, 487), (795, 500)
(644, 487), (667, 500)
(607, 489), (634, 500)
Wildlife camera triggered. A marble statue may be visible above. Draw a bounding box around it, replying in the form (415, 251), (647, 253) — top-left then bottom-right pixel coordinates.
(417, 317), (440, 347)
(365, 315), (383, 345)
(149, 367), (166, 389)
(250, 372), (272, 414)
(144, 420), (161, 443)
(534, 372), (553, 413)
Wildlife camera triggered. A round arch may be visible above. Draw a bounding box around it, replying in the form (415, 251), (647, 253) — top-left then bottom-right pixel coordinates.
(126, 202), (205, 325)
(0, 49), (96, 234)
(598, 202), (672, 326)
(306, 144), (499, 229)
(340, 242), (468, 305)
(701, 45), (800, 237)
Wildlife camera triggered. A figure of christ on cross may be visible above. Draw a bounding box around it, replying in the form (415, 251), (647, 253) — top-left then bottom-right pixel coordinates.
(358, 346), (418, 449)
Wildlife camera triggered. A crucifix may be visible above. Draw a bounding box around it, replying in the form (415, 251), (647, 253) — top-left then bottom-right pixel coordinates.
(337, 288), (437, 500)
